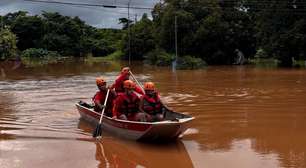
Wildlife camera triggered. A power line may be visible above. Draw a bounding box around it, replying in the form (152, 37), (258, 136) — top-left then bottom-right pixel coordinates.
(24, 0), (154, 10)
(71, 5), (146, 15)
(23, 0), (306, 11)
(22, 0), (306, 14)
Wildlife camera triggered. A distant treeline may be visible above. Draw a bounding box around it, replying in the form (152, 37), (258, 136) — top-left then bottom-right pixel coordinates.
(1, 0), (306, 67)
(0, 11), (122, 58)
(125, 0), (306, 67)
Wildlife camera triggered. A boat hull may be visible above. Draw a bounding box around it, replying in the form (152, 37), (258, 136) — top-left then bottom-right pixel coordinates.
(76, 103), (194, 141)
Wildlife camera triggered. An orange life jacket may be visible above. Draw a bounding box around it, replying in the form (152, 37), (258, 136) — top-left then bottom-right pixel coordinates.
(143, 94), (162, 115)
(118, 93), (139, 115)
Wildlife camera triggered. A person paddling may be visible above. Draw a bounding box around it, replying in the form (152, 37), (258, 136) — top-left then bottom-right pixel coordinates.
(112, 80), (146, 121)
(110, 67), (144, 95)
(93, 77), (116, 117)
(139, 82), (164, 122)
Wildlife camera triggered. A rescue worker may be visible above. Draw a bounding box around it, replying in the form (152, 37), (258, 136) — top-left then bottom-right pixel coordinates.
(110, 67), (144, 95)
(139, 82), (164, 122)
(93, 77), (116, 117)
(112, 80), (146, 121)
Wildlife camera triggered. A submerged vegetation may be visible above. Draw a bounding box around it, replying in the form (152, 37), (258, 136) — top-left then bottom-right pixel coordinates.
(0, 0), (306, 68)
(144, 48), (174, 66)
(21, 48), (59, 58)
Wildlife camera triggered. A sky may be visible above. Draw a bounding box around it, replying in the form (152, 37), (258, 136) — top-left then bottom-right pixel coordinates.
(0, 0), (159, 28)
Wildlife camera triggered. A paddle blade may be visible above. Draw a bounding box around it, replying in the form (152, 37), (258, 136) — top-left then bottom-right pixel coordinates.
(93, 124), (102, 138)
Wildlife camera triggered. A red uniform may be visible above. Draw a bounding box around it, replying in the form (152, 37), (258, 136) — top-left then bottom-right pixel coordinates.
(142, 94), (163, 115)
(112, 74), (144, 95)
(112, 92), (140, 120)
(112, 74), (128, 93)
(134, 86), (144, 95)
(93, 90), (115, 116)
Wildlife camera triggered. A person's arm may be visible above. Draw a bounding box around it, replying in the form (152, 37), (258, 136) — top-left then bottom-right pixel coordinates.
(110, 77), (121, 89)
(110, 83), (115, 89)
(112, 102), (118, 119)
(93, 93), (106, 109)
(111, 74), (127, 90)
(112, 104), (117, 119)
(112, 96), (122, 119)
(116, 74), (128, 83)
(110, 89), (117, 98)
(138, 96), (145, 113)
(98, 102), (106, 109)
(135, 86), (144, 95)
(107, 90), (116, 111)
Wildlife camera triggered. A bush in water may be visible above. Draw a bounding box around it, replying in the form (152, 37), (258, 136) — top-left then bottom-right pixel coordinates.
(21, 48), (60, 58)
(144, 48), (174, 66)
(176, 55), (207, 70)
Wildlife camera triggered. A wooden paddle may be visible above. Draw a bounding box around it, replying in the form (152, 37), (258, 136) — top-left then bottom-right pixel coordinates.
(129, 71), (145, 93)
(93, 89), (110, 138)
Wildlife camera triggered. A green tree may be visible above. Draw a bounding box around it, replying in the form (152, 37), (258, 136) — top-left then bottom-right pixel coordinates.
(248, 0), (306, 66)
(41, 12), (83, 55)
(2, 11), (28, 26)
(10, 14), (44, 50)
(0, 28), (17, 60)
(118, 18), (133, 30)
(121, 14), (155, 60)
(152, 0), (256, 65)
(1, 11), (122, 58)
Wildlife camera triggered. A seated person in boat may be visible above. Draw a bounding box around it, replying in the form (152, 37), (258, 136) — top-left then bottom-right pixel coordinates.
(110, 67), (144, 95)
(112, 80), (146, 121)
(93, 77), (116, 116)
(139, 82), (164, 122)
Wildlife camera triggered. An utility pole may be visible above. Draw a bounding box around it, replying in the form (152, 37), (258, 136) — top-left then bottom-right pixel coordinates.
(175, 15), (178, 63)
(134, 14), (137, 23)
(128, 0), (132, 65)
(172, 15), (178, 71)
(0, 16), (3, 29)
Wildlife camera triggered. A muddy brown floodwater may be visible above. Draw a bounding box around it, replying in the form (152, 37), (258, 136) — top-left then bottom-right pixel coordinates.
(1, 60), (306, 168)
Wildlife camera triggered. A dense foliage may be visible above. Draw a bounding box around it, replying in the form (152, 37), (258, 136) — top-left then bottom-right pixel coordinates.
(1, 11), (122, 57)
(121, 14), (155, 60)
(1, 0), (306, 67)
(21, 48), (59, 58)
(121, 0), (306, 67)
(0, 28), (17, 60)
(249, 0), (306, 66)
(144, 48), (174, 66)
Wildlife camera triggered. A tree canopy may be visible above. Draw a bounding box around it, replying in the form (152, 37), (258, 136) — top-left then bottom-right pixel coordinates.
(1, 11), (122, 57)
(0, 28), (17, 60)
(1, 0), (306, 67)
(120, 0), (306, 66)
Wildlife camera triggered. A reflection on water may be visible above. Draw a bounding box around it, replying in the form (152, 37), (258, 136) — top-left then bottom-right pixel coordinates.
(78, 119), (194, 168)
(1, 61), (306, 167)
(94, 138), (193, 168)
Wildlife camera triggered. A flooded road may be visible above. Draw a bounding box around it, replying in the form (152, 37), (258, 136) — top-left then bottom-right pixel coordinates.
(1, 60), (306, 168)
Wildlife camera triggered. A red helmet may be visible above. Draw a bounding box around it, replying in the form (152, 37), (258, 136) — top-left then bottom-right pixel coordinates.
(123, 80), (135, 89)
(96, 77), (106, 86)
(144, 82), (155, 91)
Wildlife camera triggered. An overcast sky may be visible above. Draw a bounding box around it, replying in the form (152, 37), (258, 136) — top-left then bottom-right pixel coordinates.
(0, 0), (159, 28)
